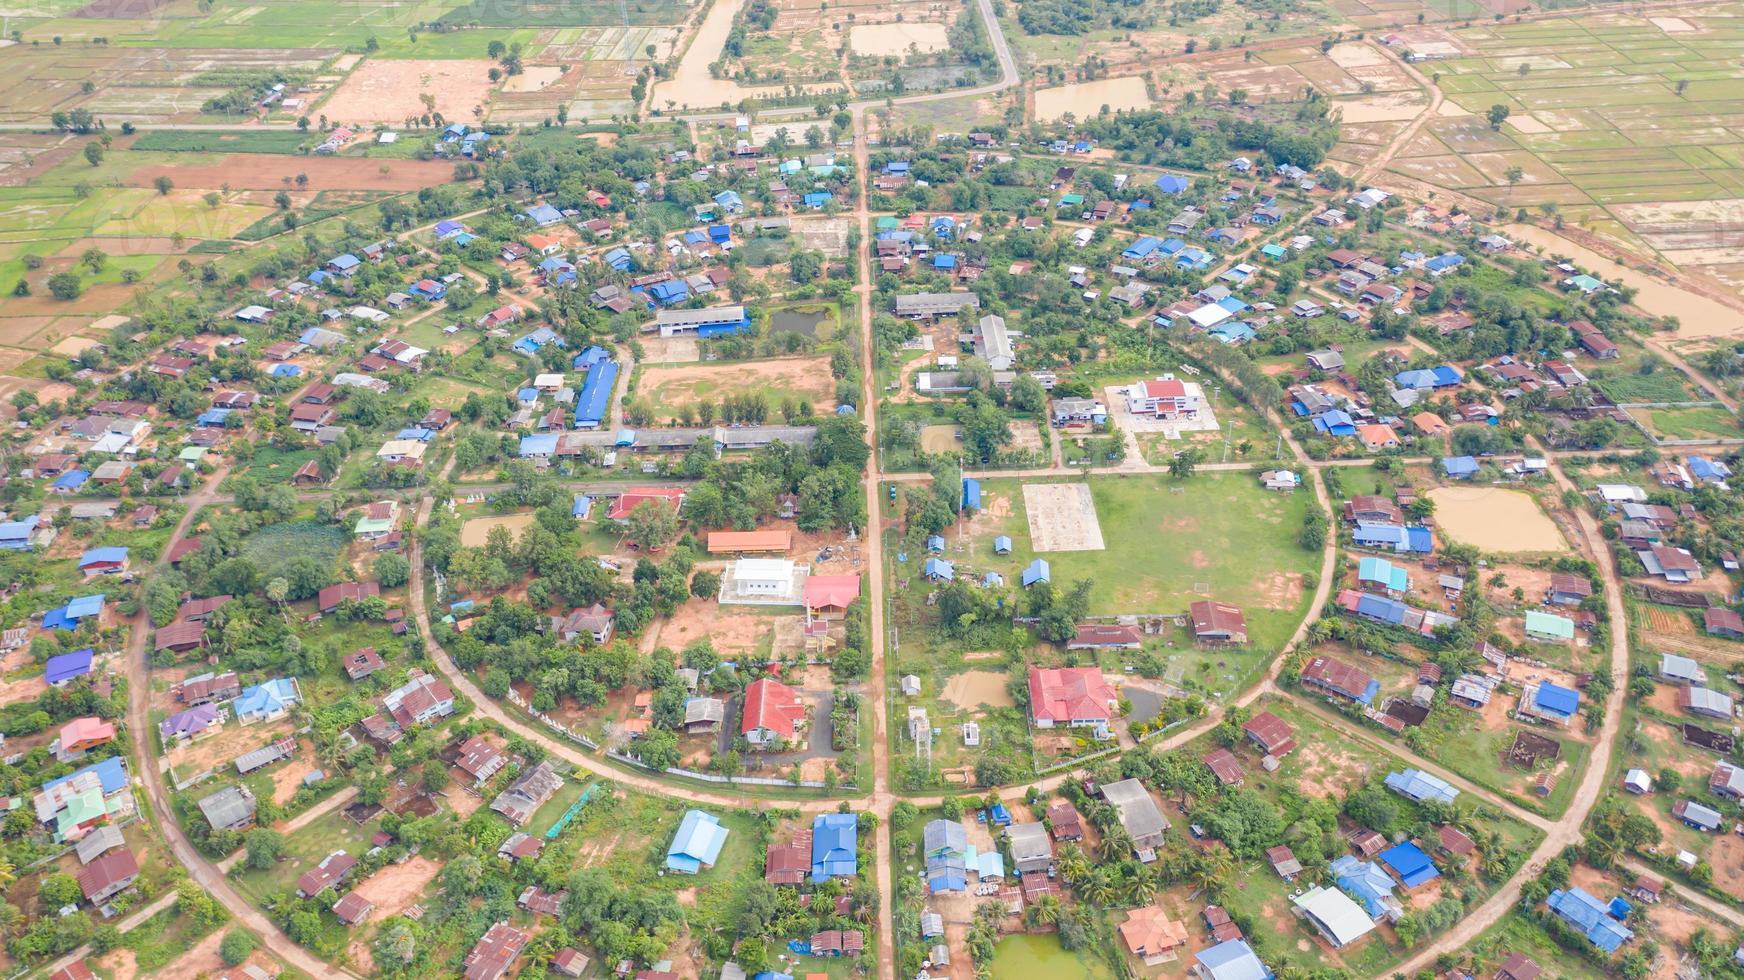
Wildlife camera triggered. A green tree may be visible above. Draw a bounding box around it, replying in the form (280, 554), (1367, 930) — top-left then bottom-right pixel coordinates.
(82, 142), (103, 167)
(219, 929), (257, 966)
(1486, 104), (1510, 130)
(46, 272), (83, 300)
(153, 175), (173, 195)
(243, 828), (286, 870)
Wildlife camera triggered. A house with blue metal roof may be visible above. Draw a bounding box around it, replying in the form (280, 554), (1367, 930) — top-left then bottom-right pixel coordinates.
(1154, 175), (1190, 195)
(1352, 521), (1432, 554)
(51, 469), (91, 493)
(666, 809), (729, 874)
(572, 495), (593, 520)
(923, 558), (954, 581)
(196, 408), (232, 428)
(603, 247), (633, 272)
(1687, 455), (1731, 486)
(1313, 410), (1357, 437)
(519, 434), (560, 458)
(234, 678), (301, 724)
(708, 223), (732, 243)
(1423, 253), (1464, 275)
(1377, 842), (1439, 889)
(525, 203), (563, 226)
(811, 812), (858, 882)
(923, 818), (968, 893)
(573, 360), (618, 429)
(993, 536), (1011, 555)
(43, 595), (104, 631)
(327, 254), (361, 275)
(78, 547), (129, 575)
(1522, 681), (1579, 724)
(1358, 556), (1409, 595)
(1546, 887), (1632, 954)
(1441, 456), (1479, 479)
(713, 190), (743, 214)
(1123, 236), (1162, 261)
(1176, 247), (1213, 269)
(1384, 768), (1459, 804)
(803, 191), (833, 209)
(649, 280), (690, 306)
(45, 649), (94, 687)
(1021, 559), (1051, 587)
(961, 478), (980, 511)
(1329, 855), (1403, 920)
(1194, 939), (1271, 980)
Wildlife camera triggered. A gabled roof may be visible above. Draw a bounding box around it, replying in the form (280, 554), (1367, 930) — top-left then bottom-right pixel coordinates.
(741, 677), (806, 738)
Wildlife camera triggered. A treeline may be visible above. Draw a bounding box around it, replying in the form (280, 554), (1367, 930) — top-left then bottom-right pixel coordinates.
(1072, 104), (1337, 170)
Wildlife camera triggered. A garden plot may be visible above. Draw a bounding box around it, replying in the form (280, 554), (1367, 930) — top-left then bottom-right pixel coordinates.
(1033, 76), (1151, 123)
(318, 59), (497, 126)
(1425, 486), (1569, 553)
(1021, 482), (1104, 552)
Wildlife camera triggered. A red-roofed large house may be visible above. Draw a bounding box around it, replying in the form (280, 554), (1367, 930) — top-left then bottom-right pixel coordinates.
(1242, 711), (1297, 756)
(742, 677), (808, 749)
(1027, 666), (1117, 733)
(1300, 655), (1374, 702)
(1126, 377), (1197, 418)
(1189, 600), (1248, 644)
(607, 487), (686, 521)
(803, 575), (861, 618)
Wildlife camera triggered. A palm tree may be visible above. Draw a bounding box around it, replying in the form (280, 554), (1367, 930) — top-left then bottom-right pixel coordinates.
(1100, 827), (1134, 863)
(1080, 868), (1118, 907)
(1128, 871), (1158, 905)
(1056, 845), (1089, 886)
(1026, 894), (1062, 928)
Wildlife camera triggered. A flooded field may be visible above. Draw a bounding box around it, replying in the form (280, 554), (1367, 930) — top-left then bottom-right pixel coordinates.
(1033, 75), (1152, 122)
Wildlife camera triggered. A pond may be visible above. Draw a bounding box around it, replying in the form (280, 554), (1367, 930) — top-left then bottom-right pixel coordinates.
(769, 308), (829, 338)
(987, 934), (1111, 979)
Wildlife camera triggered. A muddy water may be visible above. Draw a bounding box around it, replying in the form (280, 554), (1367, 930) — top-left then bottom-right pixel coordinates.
(1505, 222), (1744, 340)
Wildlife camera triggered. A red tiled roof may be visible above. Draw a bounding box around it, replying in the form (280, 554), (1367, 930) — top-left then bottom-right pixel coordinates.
(741, 677), (806, 738)
(1027, 666), (1116, 725)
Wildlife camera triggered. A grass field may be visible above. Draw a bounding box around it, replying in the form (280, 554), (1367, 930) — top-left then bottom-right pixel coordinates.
(130, 131), (315, 154)
(970, 472), (1318, 648)
(1635, 405), (1741, 441)
(1590, 370), (1695, 404)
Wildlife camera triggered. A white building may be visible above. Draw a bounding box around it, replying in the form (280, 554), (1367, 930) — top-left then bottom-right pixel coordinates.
(718, 558), (809, 605)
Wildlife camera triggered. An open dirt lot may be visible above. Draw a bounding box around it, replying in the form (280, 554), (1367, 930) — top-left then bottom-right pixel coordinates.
(644, 597), (790, 656)
(1034, 75), (1152, 122)
(1022, 482), (1105, 552)
(460, 513), (536, 548)
(638, 355), (836, 420)
(940, 670), (1014, 711)
(126, 155), (454, 192)
(318, 60), (498, 126)
(920, 424), (962, 453)
(352, 855), (442, 922)
(1426, 486), (1569, 553)
(849, 22), (949, 55)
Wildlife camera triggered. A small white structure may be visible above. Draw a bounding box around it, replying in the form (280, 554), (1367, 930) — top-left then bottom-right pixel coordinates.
(900, 674), (921, 696)
(962, 721), (981, 746)
(718, 558), (809, 605)
(1623, 769), (1653, 795)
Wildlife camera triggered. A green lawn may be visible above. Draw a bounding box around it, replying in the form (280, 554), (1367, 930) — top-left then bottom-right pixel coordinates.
(1636, 405), (1740, 441)
(231, 807), (377, 903)
(130, 130), (314, 154)
(970, 472), (1318, 649)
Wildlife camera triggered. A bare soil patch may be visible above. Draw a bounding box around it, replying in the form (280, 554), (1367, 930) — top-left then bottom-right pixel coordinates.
(940, 670), (1014, 712)
(1034, 76), (1152, 122)
(270, 740), (318, 804)
(353, 855), (443, 921)
(638, 355), (836, 421)
(646, 598), (787, 656)
(1022, 483), (1104, 552)
(850, 22), (949, 55)
(460, 513), (536, 548)
(920, 424), (962, 453)
(319, 59), (497, 126)
(1426, 486), (1568, 553)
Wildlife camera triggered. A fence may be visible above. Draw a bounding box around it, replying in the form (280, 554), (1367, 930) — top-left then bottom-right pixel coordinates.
(604, 750), (847, 790)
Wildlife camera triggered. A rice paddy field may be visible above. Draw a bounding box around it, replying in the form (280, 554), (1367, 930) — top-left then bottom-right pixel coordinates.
(1390, 7), (1744, 290)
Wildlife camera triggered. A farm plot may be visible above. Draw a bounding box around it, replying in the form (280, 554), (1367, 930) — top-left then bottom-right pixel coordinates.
(124, 154), (455, 192)
(849, 22), (949, 56)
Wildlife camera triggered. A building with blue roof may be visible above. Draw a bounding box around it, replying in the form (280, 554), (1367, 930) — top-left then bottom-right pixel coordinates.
(572, 495), (593, 519)
(1314, 410), (1357, 437)
(327, 254), (360, 274)
(1123, 237), (1162, 260)
(1021, 559), (1050, 587)
(961, 478), (980, 511)
(811, 812), (858, 882)
(603, 247), (633, 272)
(923, 558), (954, 581)
(1194, 939), (1271, 980)
(1329, 855), (1402, 919)
(667, 809), (729, 873)
(926, 535), (945, 552)
(43, 755), (129, 798)
(884, 160), (910, 174)
(1210, 321), (1256, 345)
(45, 649), (94, 687)
(1424, 253), (1464, 274)
(1154, 174), (1190, 195)
(713, 190), (743, 213)
(196, 408), (232, 427)
(1441, 456), (1479, 479)
(1353, 521), (1432, 554)
(993, 535), (1012, 555)
(270, 364), (302, 378)
(44, 595), (104, 631)
(1377, 842), (1440, 889)
(1384, 768), (1459, 804)
(1546, 887), (1632, 954)
(708, 223), (731, 243)
(0, 514), (43, 552)
(442, 122), (467, 140)
(573, 345), (611, 370)
(573, 360), (618, 429)
(78, 547), (128, 574)
(1523, 681), (1580, 724)
(396, 427), (434, 443)
(1688, 455), (1731, 485)
(803, 191), (833, 209)
(649, 280), (691, 306)
(1358, 556), (1409, 594)
(932, 253), (957, 270)
(525, 203), (563, 226)
(51, 469), (90, 493)
(1177, 247), (1212, 269)
(234, 678), (301, 724)
(519, 434), (560, 458)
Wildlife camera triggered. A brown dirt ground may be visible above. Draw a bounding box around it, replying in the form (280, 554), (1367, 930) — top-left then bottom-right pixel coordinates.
(1292, 739), (1374, 797)
(317, 59), (497, 126)
(125, 155), (456, 193)
(167, 718), (297, 776)
(1708, 831), (1744, 896)
(269, 740), (318, 804)
(645, 598), (792, 656)
(638, 355), (837, 421)
(444, 784), (486, 817)
(353, 855), (443, 922)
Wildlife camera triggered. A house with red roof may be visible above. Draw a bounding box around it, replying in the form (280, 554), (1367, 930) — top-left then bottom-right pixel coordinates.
(742, 677), (807, 749)
(1242, 711), (1297, 756)
(1027, 666), (1118, 733)
(57, 717), (116, 762)
(1125, 376), (1198, 418)
(607, 487), (686, 522)
(1300, 655), (1374, 702)
(804, 575), (861, 618)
